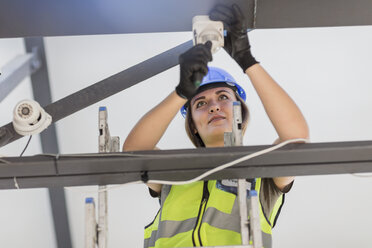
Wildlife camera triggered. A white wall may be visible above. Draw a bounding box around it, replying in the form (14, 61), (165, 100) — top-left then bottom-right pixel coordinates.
(1, 26), (372, 247)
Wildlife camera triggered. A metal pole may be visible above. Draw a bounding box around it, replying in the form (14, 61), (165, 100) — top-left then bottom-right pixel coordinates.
(24, 37), (72, 248)
(231, 102), (251, 245)
(85, 198), (97, 248)
(98, 107), (109, 248)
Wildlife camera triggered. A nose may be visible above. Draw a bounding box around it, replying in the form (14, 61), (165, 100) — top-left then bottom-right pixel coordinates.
(208, 103), (220, 114)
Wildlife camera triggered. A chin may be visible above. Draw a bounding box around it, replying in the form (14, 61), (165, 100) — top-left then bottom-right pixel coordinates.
(211, 123), (232, 131)
(207, 126), (231, 137)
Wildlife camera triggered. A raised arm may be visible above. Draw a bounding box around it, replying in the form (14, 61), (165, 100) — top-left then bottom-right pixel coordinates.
(123, 42), (212, 152)
(210, 4), (308, 141)
(211, 4), (309, 191)
(123, 91), (186, 151)
(245, 64), (309, 141)
(246, 64), (308, 191)
(123, 42), (212, 193)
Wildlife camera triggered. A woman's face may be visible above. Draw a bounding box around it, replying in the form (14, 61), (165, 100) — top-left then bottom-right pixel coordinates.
(190, 86), (237, 146)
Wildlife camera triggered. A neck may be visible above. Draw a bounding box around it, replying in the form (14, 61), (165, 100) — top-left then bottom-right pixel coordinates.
(205, 141), (225, 147)
(203, 133), (225, 147)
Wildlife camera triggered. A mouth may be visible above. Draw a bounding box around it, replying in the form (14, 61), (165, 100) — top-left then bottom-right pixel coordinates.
(208, 115), (226, 124)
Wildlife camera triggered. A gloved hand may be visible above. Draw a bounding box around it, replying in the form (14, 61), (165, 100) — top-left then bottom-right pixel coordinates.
(176, 41), (212, 100)
(210, 4), (258, 72)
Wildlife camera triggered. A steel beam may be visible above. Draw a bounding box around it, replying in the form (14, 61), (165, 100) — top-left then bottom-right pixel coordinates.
(0, 52), (40, 102)
(1, 0), (372, 38)
(256, 0), (372, 29)
(0, 40), (193, 148)
(24, 38), (72, 248)
(0, 0), (253, 38)
(24, 38), (59, 153)
(0, 141), (372, 189)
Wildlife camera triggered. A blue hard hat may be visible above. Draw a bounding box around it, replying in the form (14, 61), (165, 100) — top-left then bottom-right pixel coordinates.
(180, 67), (246, 117)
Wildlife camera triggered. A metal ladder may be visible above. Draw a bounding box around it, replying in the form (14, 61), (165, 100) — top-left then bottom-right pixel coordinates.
(216, 101), (263, 248)
(85, 106), (120, 248)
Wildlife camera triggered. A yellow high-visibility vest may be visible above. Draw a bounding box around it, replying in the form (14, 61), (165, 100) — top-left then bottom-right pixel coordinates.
(144, 178), (284, 248)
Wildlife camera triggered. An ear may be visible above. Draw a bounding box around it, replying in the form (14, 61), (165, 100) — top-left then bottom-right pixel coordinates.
(193, 129), (198, 134)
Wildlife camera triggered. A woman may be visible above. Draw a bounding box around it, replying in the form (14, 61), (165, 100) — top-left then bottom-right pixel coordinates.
(123, 4), (309, 248)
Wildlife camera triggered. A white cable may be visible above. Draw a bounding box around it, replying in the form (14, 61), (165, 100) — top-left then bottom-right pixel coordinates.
(70, 138), (308, 194)
(147, 138), (308, 186)
(13, 177), (20, 189)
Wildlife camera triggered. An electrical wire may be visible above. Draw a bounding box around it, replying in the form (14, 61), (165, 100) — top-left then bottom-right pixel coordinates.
(147, 138), (308, 186)
(20, 135), (32, 157)
(75, 138), (308, 193)
(13, 177), (20, 189)
(13, 135), (33, 188)
(9, 137), (372, 193)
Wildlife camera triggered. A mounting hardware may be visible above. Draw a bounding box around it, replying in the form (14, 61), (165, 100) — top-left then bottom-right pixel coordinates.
(12, 99), (52, 135)
(192, 15), (224, 54)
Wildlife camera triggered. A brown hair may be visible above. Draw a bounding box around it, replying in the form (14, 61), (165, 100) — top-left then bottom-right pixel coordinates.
(184, 93), (249, 147)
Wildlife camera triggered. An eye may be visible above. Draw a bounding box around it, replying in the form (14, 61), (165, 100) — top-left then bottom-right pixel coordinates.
(219, 94), (229, 100)
(196, 101), (207, 109)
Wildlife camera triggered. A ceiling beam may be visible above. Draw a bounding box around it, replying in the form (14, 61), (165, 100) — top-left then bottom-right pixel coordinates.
(0, 0), (253, 38)
(256, 0), (372, 28)
(1, 141), (372, 189)
(24, 37), (72, 248)
(1, 0), (371, 38)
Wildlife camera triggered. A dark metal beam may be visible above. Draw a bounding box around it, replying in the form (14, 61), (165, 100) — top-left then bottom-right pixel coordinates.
(1, 141), (372, 189)
(256, 0), (372, 29)
(24, 37), (72, 248)
(24, 38), (59, 153)
(1, 0), (372, 38)
(0, 0), (254, 38)
(0, 40), (193, 148)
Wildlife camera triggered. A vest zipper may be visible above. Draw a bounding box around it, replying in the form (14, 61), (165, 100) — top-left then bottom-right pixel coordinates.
(192, 181), (210, 247)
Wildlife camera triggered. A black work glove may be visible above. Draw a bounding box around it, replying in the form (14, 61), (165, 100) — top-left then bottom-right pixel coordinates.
(210, 4), (258, 72)
(176, 41), (213, 100)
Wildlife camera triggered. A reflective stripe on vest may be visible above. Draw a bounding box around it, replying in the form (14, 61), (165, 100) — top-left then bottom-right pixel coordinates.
(144, 178), (284, 248)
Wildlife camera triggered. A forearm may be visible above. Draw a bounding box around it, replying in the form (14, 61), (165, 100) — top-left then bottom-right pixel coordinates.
(123, 91), (187, 151)
(246, 64), (309, 141)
